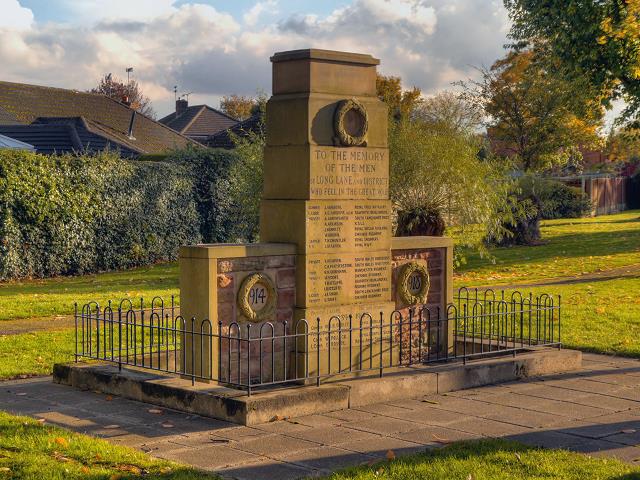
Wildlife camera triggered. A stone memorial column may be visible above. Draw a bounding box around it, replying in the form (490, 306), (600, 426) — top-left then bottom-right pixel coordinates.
(260, 49), (396, 377)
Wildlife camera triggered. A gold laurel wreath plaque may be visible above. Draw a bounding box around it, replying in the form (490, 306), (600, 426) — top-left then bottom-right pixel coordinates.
(334, 98), (369, 147)
(398, 261), (430, 306)
(237, 273), (277, 322)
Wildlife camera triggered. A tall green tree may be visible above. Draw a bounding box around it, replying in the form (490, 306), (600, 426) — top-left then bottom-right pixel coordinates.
(376, 74), (422, 119)
(504, 0), (640, 123)
(461, 50), (603, 172)
(413, 91), (484, 135)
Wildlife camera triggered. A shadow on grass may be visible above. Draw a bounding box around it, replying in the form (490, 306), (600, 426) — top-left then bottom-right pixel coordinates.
(548, 215), (640, 228)
(329, 439), (640, 479)
(461, 227), (640, 273)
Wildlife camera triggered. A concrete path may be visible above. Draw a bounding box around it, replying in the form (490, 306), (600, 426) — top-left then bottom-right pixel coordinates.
(0, 315), (74, 335)
(4, 353), (640, 479)
(466, 263), (640, 291)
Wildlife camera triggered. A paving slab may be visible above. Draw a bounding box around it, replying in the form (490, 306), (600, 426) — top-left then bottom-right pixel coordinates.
(484, 394), (610, 420)
(218, 459), (315, 480)
(233, 433), (320, 456)
(290, 414), (345, 428)
(335, 436), (426, 457)
(286, 425), (382, 445)
(271, 446), (373, 471)
(393, 425), (480, 444)
(160, 444), (265, 470)
(484, 405), (566, 428)
(509, 430), (586, 449)
(448, 417), (532, 437)
(341, 416), (421, 435)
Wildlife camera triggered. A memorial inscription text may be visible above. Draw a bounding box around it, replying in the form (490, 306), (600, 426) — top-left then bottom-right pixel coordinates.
(309, 147), (389, 199)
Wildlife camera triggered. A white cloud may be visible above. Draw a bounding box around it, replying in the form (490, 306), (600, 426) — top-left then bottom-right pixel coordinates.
(0, 0), (34, 29)
(363, 0), (437, 32)
(0, 0), (511, 117)
(243, 0), (277, 27)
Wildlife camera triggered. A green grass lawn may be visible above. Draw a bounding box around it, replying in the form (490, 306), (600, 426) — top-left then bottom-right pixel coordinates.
(0, 263), (179, 321)
(527, 276), (640, 357)
(455, 210), (640, 287)
(2, 276), (640, 381)
(1, 414), (637, 480)
(0, 210), (638, 322)
(0, 330), (74, 380)
(331, 439), (640, 479)
(0, 411), (211, 479)
(1, 210), (640, 380)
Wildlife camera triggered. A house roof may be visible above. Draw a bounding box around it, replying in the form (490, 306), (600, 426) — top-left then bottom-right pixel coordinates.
(159, 105), (237, 140)
(0, 107), (18, 124)
(0, 132), (34, 150)
(0, 117), (140, 157)
(0, 80), (196, 154)
(207, 114), (263, 149)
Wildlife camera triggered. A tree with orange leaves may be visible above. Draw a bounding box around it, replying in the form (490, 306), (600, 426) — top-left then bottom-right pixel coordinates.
(461, 50), (604, 172)
(90, 74), (155, 119)
(505, 0), (640, 125)
(376, 74), (422, 120)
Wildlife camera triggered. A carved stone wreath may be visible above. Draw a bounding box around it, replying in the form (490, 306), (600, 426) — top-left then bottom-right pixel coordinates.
(236, 273), (277, 322)
(398, 261), (430, 306)
(334, 98), (369, 147)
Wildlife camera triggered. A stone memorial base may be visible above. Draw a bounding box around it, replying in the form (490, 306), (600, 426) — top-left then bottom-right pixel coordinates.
(292, 301), (398, 378)
(54, 347), (581, 426)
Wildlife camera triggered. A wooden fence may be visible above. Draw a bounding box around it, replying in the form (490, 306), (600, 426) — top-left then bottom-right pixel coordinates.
(557, 175), (627, 216)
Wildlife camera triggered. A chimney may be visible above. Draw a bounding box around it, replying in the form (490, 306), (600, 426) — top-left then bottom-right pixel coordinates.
(128, 111), (136, 140)
(176, 98), (188, 116)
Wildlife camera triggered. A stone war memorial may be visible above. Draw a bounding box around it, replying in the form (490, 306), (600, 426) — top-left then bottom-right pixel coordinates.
(58, 49), (578, 426)
(179, 48), (454, 385)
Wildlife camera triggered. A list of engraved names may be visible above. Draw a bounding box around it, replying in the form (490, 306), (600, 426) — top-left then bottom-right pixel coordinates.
(305, 253), (391, 306)
(306, 201), (390, 252)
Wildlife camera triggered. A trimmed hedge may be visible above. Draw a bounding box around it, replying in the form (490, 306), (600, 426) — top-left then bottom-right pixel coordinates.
(0, 147), (243, 280)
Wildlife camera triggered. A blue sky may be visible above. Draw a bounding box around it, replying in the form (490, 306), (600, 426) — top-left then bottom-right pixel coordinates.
(20, 0), (348, 25)
(1, 0), (514, 117)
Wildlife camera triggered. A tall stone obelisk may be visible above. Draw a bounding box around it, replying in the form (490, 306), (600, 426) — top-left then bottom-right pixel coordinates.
(260, 49), (396, 375)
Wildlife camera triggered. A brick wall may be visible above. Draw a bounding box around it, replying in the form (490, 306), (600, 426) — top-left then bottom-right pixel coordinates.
(391, 247), (447, 362)
(391, 247), (445, 313)
(215, 254), (296, 384)
(216, 255), (296, 326)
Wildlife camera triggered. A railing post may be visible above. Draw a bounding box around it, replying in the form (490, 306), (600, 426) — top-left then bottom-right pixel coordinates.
(462, 303), (467, 365)
(118, 308), (122, 372)
(247, 323), (252, 396)
(379, 311), (383, 378)
(140, 303), (145, 368)
(316, 318), (321, 387)
(74, 303), (78, 362)
(95, 305), (100, 359)
(218, 321), (223, 382)
(191, 317), (195, 386)
(558, 295), (562, 349)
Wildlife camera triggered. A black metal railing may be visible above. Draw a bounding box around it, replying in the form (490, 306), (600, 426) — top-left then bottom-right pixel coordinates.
(74, 288), (561, 395)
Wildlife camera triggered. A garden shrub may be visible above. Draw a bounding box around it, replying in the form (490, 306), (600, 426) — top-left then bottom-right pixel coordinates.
(0, 149), (202, 280)
(534, 178), (592, 219)
(491, 176), (591, 247)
